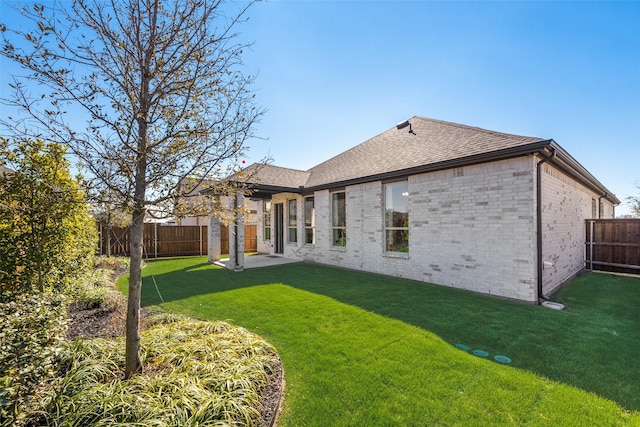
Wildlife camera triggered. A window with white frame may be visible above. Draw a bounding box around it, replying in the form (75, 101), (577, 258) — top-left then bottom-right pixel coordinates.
(288, 199), (297, 243)
(331, 191), (346, 247)
(263, 201), (271, 241)
(304, 196), (315, 244)
(384, 181), (409, 252)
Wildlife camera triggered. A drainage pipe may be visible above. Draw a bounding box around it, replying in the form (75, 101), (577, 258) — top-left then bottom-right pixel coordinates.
(536, 147), (556, 303)
(597, 192), (609, 219)
(598, 195), (603, 219)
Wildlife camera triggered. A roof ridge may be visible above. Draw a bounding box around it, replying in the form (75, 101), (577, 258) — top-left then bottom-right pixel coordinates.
(248, 162), (309, 174)
(412, 116), (545, 141)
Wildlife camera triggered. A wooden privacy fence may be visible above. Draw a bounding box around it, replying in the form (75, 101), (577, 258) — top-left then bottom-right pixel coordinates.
(98, 223), (208, 257)
(97, 223), (257, 258)
(220, 224), (257, 255)
(586, 219), (640, 274)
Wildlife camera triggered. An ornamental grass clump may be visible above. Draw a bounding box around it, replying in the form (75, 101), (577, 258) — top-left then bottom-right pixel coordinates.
(44, 317), (278, 426)
(69, 257), (130, 311)
(93, 256), (130, 272)
(69, 268), (117, 310)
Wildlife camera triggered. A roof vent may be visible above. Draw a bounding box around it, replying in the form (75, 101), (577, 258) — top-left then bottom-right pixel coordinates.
(396, 120), (416, 135)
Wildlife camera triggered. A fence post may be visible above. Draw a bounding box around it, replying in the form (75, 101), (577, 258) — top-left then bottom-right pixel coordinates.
(154, 222), (158, 258)
(199, 225), (203, 256)
(589, 220), (594, 271)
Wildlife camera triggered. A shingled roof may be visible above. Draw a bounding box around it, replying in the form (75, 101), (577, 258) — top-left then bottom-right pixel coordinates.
(239, 116), (619, 204)
(305, 117), (546, 188)
(240, 163), (310, 189)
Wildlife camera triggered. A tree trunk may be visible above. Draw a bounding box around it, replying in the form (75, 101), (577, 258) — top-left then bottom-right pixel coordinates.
(125, 0), (155, 379)
(124, 207), (144, 378)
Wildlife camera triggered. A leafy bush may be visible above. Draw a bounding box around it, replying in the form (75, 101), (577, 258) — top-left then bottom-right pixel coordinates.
(0, 139), (96, 294)
(0, 292), (67, 427)
(43, 319), (278, 426)
(0, 139), (100, 426)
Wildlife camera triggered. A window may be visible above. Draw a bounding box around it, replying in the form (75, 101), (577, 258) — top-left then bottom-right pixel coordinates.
(263, 201), (271, 241)
(288, 199), (297, 243)
(304, 196), (315, 244)
(384, 181), (409, 252)
(332, 191), (346, 247)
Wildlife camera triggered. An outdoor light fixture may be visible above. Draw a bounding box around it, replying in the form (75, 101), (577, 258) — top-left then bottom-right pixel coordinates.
(396, 119), (416, 135)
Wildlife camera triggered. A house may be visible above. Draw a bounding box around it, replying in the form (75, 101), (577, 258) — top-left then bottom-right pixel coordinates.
(176, 176), (264, 227)
(209, 117), (620, 303)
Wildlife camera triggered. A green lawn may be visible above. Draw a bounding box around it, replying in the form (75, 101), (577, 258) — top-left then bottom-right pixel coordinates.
(118, 258), (640, 425)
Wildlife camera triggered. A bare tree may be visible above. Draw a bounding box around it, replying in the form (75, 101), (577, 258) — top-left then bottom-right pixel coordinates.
(628, 193), (640, 217)
(1, 0), (264, 377)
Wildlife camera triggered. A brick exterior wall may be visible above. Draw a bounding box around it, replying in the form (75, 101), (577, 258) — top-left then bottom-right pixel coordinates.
(255, 155), (614, 303)
(540, 162), (615, 296)
(409, 157), (537, 301)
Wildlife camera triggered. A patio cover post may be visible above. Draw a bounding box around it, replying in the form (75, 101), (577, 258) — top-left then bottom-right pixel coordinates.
(228, 192), (245, 271)
(207, 216), (221, 263)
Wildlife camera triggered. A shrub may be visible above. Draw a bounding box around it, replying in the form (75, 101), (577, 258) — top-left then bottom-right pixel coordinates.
(0, 139), (97, 426)
(0, 291), (68, 427)
(0, 139), (96, 294)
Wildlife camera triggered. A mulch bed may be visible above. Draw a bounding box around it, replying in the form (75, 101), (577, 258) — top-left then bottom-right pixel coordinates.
(67, 304), (125, 340)
(67, 301), (284, 426)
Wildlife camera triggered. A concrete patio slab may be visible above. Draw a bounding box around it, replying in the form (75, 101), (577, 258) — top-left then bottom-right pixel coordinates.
(213, 254), (300, 270)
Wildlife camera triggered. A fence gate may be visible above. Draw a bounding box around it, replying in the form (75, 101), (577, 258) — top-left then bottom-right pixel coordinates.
(586, 219), (640, 274)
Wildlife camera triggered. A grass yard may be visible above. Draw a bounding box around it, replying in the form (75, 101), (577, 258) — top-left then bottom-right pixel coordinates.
(118, 257), (640, 425)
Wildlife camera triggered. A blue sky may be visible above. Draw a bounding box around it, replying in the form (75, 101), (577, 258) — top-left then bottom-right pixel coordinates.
(236, 0), (640, 216)
(2, 1), (639, 215)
